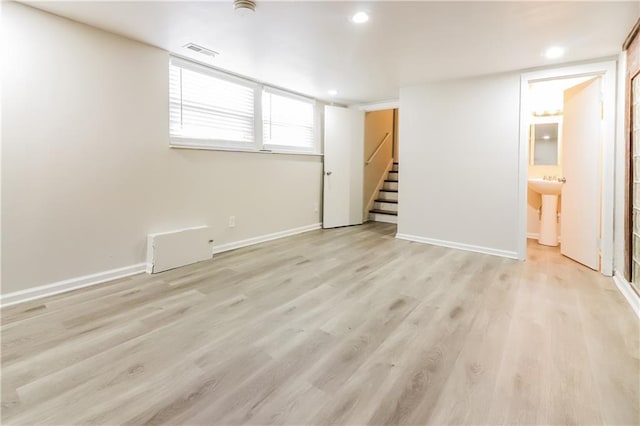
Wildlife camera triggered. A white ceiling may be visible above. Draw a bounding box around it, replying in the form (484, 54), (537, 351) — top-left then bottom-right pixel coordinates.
(24, 1), (639, 104)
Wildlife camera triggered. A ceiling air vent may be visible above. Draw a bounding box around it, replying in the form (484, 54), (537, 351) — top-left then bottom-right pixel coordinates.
(183, 43), (219, 59)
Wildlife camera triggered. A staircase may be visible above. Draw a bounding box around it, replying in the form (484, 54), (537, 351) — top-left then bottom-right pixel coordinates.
(368, 162), (398, 224)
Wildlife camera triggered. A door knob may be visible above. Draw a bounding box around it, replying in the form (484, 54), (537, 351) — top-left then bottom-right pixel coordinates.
(326, 171), (332, 176)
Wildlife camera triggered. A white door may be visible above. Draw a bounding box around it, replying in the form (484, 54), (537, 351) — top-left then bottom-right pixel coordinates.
(323, 106), (364, 228)
(560, 77), (602, 270)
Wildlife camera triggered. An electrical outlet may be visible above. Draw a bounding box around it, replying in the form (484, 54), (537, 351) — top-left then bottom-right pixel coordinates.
(228, 216), (236, 228)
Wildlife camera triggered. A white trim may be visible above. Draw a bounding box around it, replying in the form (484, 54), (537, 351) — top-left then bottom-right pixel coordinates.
(0, 263), (147, 308)
(169, 142), (323, 157)
(211, 223), (322, 255)
(518, 60), (617, 276)
(614, 52), (626, 279)
(354, 100), (400, 112)
(613, 274), (640, 319)
(364, 158), (395, 221)
(395, 233), (518, 260)
(518, 74), (530, 261)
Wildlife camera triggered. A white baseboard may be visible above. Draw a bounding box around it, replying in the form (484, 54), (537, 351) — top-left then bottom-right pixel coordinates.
(0, 223), (322, 308)
(395, 233), (518, 260)
(0, 263), (147, 308)
(212, 223), (322, 255)
(613, 274), (640, 319)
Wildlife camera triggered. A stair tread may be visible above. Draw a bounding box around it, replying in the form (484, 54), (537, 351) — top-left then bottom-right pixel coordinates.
(384, 180), (398, 183)
(375, 199), (398, 203)
(379, 189), (398, 193)
(370, 209), (398, 216)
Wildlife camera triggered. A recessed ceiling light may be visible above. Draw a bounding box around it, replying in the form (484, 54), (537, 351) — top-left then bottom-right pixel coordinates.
(328, 89), (338, 96)
(351, 12), (369, 24)
(545, 46), (565, 59)
(543, 135), (550, 140)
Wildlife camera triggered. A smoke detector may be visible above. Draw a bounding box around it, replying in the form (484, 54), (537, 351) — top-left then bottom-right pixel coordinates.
(183, 43), (219, 59)
(234, 0), (256, 14)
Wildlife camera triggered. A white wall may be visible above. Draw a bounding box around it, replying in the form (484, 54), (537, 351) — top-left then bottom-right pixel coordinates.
(1, 3), (323, 295)
(398, 73), (520, 256)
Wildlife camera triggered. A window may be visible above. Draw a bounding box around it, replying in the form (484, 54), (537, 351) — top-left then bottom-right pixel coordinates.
(170, 58), (256, 148)
(169, 57), (319, 154)
(262, 89), (315, 152)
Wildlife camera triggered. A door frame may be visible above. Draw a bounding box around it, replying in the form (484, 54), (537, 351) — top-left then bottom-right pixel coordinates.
(517, 60), (617, 275)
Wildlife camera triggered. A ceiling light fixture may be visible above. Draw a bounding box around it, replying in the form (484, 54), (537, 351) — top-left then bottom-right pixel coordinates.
(234, 0), (256, 15)
(545, 46), (565, 59)
(328, 89), (338, 96)
(351, 11), (369, 24)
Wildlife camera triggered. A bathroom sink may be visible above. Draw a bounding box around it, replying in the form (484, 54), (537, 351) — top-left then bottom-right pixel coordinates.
(528, 178), (563, 195)
(528, 178), (564, 247)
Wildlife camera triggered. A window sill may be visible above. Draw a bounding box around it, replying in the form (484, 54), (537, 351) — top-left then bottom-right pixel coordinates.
(169, 142), (323, 157)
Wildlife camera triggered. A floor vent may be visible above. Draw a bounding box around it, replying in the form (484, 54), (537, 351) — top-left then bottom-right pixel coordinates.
(147, 226), (214, 273)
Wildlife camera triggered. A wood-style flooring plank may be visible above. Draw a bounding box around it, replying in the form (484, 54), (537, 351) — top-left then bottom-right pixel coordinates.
(1, 224), (638, 425)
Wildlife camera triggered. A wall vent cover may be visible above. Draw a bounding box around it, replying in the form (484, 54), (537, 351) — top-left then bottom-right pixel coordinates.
(183, 43), (219, 58)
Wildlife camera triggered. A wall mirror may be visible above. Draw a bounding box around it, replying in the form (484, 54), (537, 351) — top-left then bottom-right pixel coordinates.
(530, 121), (559, 166)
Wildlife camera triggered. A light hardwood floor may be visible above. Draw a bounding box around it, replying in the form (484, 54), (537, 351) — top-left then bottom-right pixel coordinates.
(1, 223), (638, 425)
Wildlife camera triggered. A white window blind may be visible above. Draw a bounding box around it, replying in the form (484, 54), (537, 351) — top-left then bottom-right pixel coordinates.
(168, 57), (319, 154)
(262, 90), (315, 152)
(170, 59), (255, 147)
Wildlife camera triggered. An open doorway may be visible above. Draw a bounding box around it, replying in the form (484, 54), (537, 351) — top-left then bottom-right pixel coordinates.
(518, 61), (617, 275)
(364, 109), (399, 224)
(525, 76), (601, 269)
(322, 103), (400, 230)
